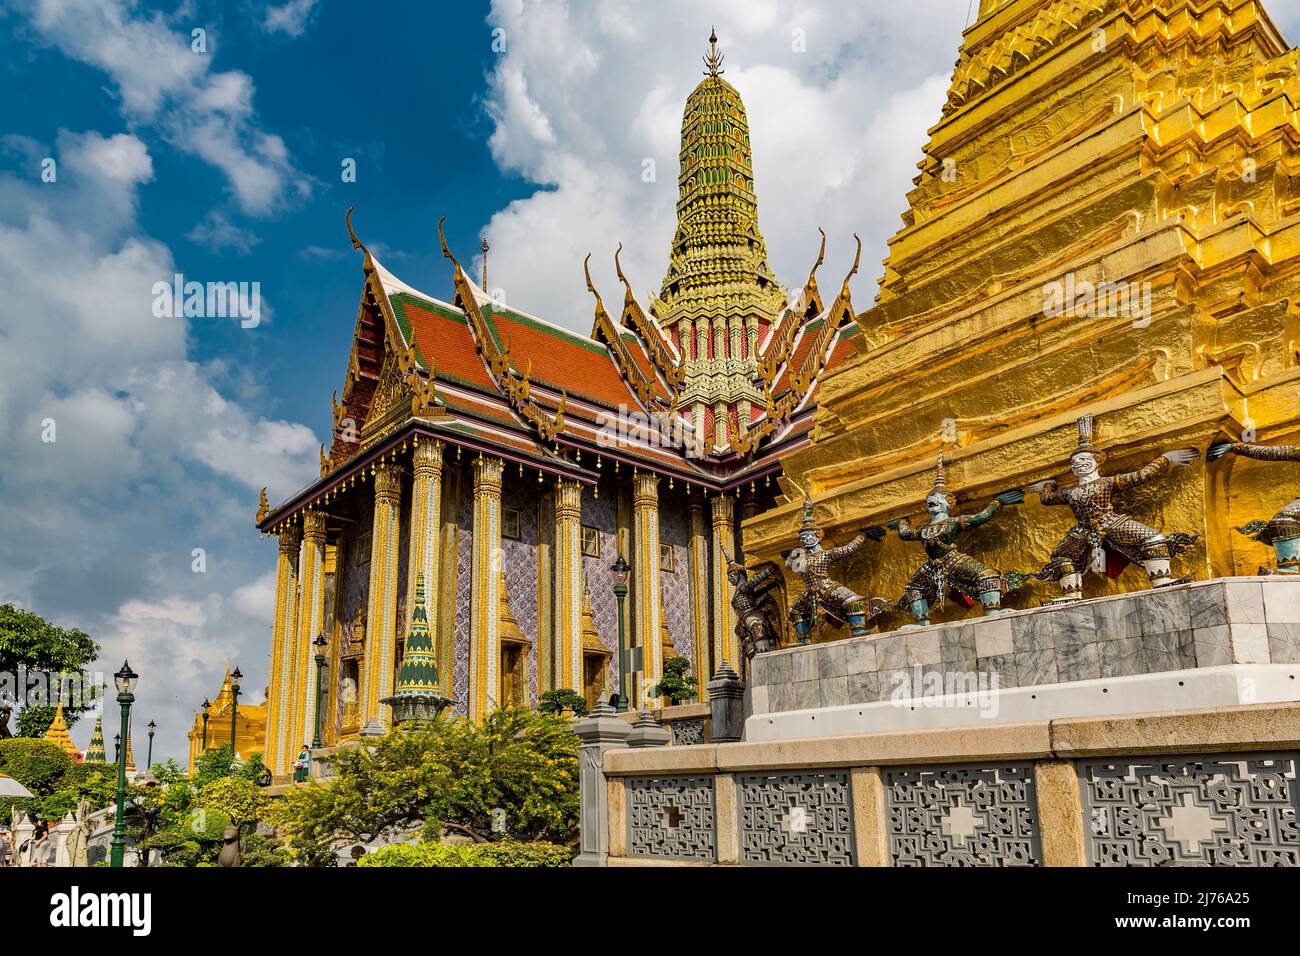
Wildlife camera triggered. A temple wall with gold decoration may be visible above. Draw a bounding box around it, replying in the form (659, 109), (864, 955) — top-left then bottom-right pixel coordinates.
(744, 0), (1300, 630)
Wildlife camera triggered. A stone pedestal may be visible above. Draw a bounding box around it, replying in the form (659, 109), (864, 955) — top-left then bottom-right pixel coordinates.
(707, 662), (745, 742)
(572, 700), (632, 867)
(627, 711), (670, 748)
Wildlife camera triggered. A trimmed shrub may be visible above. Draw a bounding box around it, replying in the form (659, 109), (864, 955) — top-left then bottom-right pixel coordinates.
(357, 839), (572, 868)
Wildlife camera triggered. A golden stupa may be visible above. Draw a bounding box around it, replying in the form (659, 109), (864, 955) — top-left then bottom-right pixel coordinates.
(43, 701), (82, 762)
(747, 0), (1300, 626)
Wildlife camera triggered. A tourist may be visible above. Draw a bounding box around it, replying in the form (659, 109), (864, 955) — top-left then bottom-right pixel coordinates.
(30, 819), (50, 867)
(0, 827), (11, 867)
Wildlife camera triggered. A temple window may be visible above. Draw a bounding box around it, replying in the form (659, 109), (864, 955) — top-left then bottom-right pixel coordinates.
(581, 525), (601, 557)
(502, 506), (522, 541)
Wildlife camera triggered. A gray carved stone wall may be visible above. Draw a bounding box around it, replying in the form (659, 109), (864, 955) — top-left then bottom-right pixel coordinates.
(738, 771), (855, 866)
(1079, 752), (1300, 866)
(884, 763), (1042, 866)
(670, 718), (706, 746)
(626, 775), (716, 862)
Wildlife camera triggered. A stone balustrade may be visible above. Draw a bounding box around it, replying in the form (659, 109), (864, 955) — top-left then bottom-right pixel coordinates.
(595, 701), (1300, 867)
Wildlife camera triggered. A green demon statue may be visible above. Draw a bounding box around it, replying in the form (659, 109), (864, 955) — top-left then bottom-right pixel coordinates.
(1208, 438), (1300, 574)
(889, 454), (1028, 626)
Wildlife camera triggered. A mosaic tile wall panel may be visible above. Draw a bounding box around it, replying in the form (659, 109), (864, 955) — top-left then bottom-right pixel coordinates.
(660, 495), (694, 668)
(627, 775), (716, 862)
(500, 476), (540, 705)
(581, 488), (621, 692)
(1079, 752), (1300, 866)
(393, 494), (411, 650)
(451, 462), (474, 717)
(334, 499), (373, 735)
(885, 764), (1042, 866)
(738, 771), (855, 866)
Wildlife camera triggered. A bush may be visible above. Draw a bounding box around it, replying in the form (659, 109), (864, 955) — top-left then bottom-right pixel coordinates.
(192, 777), (267, 828)
(272, 707), (580, 863)
(650, 656), (697, 704)
(357, 839), (571, 868)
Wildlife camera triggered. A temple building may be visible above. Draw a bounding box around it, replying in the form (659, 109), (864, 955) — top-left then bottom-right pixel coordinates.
(185, 668), (268, 774)
(254, 33), (862, 778)
(43, 702), (83, 763)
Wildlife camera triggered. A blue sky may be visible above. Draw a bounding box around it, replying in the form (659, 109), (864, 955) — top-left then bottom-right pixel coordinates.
(2, 0), (1297, 763)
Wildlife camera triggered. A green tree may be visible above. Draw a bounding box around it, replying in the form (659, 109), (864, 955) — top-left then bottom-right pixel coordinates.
(649, 656), (697, 704)
(0, 604), (99, 738)
(538, 688), (588, 717)
(272, 707), (579, 865)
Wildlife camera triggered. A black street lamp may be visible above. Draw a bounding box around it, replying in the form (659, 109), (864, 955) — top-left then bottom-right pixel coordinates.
(146, 721), (156, 770)
(110, 660), (138, 869)
(611, 555), (631, 712)
(228, 667), (242, 755)
(200, 698), (211, 752)
(312, 634), (328, 749)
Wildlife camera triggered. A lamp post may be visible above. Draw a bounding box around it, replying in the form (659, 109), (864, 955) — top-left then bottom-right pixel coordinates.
(611, 555), (630, 712)
(228, 667), (242, 755)
(312, 634), (328, 749)
(201, 698), (211, 752)
(110, 660), (138, 868)
(146, 721), (156, 770)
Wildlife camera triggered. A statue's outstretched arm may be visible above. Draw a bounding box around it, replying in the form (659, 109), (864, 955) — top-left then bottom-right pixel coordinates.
(1231, 442), (1300, 463)
(1113, 455), (1172, 491)
(959, 500), (1001, 530)
(825, 533), (868, 561)
(894, 519), (919, 541)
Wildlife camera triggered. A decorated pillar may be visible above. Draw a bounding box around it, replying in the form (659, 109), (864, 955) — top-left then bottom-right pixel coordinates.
(537, 488), (555, 694)
(633, 472), (664, 698)
(291, 510), (328, 753)
(745, 316), (759, 361)
(406, 437), (444, 643)
(554, 478), (583, 695)
(711, 492), (738, 671)
(361, 461), (404, 730)
(688, 499), (711, 698)
(470, 456), (504, 720)
(266, 523), (300, 776)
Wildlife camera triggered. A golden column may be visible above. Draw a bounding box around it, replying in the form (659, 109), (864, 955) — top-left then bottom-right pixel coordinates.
(470, 456), (504, 720)
(361, 461), (404, 730)
(633, 472), (664, 699)
(711, 492), (737, 673)
(290, 509), (328, 754)
(265, 522), (300, 776)
(406, 436), (444, 640)
(554, 478), (583, 695)
(688, 499), (712, 697)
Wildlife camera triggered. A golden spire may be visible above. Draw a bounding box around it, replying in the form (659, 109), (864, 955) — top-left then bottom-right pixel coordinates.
(703, 27), (724, 76)
(481, 234), (489, 289)
(44, 701), (82, 762)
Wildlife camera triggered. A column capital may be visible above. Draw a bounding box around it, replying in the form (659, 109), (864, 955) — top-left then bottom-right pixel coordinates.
(711, 491), (735, 525)
(278, 523), (301, 555)
(374, 461), (404, 503)
(555, 477), (582, 520)
(302, 509), (328, 542)
(632, 471), (660, 508)
(412, 436), (445, 478)
(472, 454), (504, 495)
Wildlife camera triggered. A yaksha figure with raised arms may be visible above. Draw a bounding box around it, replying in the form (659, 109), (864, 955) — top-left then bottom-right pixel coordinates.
(722, 546), (780, 663)
(1031, 414), (1199, 601)
(890, 454), (1028, 626)
(1208, 438), (1300, 574)
(784, 493), (888, 641)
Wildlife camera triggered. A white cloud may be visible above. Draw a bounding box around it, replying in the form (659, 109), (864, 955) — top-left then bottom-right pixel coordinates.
(0, 128), (317, 762)
(262, 0), (321, 39)
(16, 0), (309, 215)
(186, 211), (262, 255)
(479, 0), (972, 330)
